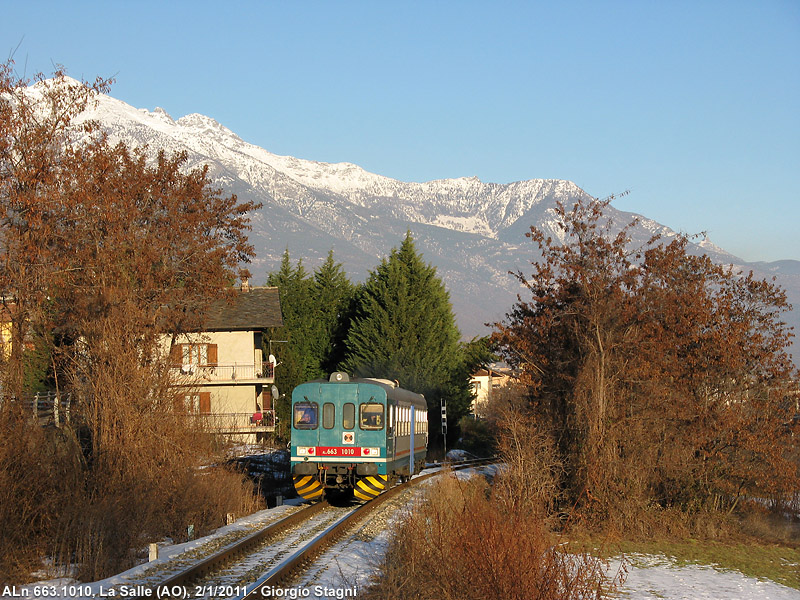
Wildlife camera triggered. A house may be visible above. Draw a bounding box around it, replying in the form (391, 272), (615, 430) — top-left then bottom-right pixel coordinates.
(469, 362), (516, 417)
(167, 284), (283, 439)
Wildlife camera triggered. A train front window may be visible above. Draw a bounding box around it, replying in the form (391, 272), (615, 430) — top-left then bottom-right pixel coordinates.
(360, 403), (384, 430)
(293, 401), (318, 429)
(343, 402), (355, 429)
(322, 402), (335, 429)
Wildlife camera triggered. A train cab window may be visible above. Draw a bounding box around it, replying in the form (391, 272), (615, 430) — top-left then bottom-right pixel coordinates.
(322, 402), (335, 429)
(360, 403), (384, 430)
(343, 402), (355, 429)
(293, 401), (318, 429)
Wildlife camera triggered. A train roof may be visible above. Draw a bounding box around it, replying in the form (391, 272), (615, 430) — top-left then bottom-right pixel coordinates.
(294, 373), (427, 409)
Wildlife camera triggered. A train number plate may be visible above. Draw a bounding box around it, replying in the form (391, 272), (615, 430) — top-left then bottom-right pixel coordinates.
(317, 447), (362, 456)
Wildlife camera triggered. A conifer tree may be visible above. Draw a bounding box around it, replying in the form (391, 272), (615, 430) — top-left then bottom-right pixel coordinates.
(342, 233), (471, 436)
(266, 250), (318, 428)
(265, 249), (356, 436)
(312, 250), (354, 374)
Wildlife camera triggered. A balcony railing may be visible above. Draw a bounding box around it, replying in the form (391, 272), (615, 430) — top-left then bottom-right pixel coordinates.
(171, 362), (275, 382)
(186, 410), (277, 434)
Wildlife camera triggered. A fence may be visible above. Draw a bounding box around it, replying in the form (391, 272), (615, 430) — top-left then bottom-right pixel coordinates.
(1, 392), (72, 427)
(2, 393), (275, 435)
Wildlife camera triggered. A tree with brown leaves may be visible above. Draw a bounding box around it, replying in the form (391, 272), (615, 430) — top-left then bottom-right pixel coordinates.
(0, 62), (111, 398)
(493, 196), (797, 524)
(1, 60), (257, 397)
(0, 61), (262, 581)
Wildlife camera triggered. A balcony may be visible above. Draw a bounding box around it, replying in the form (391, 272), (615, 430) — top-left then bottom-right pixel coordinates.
(186, 410), (277, 434)
(171, 361), (275, 383)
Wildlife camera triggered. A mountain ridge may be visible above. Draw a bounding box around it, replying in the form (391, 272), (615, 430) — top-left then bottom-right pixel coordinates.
(70, 85), (797, 356)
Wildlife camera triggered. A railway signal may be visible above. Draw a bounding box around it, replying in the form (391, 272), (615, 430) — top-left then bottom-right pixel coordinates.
(441, 399), (447, 456)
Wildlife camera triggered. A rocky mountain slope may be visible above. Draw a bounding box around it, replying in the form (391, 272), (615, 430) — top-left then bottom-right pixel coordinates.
(73, 84), (799, 356)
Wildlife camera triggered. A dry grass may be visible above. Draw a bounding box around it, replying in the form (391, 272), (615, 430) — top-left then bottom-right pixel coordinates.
(0, 409), (83, 583)
(361, 472), (623, 600)
(0, 407), (262, 583)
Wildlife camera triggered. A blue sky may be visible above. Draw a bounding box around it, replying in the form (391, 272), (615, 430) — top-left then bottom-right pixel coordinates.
(4, 1), (799, 261)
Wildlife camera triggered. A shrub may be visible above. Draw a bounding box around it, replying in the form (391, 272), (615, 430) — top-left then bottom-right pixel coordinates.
(0, 410), (82, 583)
(362, 472), (621, 600)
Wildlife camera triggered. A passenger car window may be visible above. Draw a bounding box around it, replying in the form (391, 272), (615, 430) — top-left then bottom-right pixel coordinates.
(293, 402), (318, 429)
(322, 402), (335, 429)
(360, 403), (384, 430)
(343, 403), (355, 429)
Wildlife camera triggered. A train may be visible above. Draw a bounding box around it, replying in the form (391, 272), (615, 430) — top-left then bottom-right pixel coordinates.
(291, 372), (428, 501)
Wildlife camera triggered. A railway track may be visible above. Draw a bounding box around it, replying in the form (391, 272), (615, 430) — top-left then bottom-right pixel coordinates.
(144, 457), (499, 599)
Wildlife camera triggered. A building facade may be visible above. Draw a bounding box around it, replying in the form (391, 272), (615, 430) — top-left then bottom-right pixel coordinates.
(469, 363), (515, 417)
(167, 286), (283, 438)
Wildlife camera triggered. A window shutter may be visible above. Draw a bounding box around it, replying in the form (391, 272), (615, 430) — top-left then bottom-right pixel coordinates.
(207, 344), (218, 366)
(199, 392), (211, 414)
(262, 389), (271, 411)
(169, 344), (183, 366)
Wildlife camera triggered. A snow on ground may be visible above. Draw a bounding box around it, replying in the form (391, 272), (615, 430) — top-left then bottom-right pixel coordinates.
(613, 554), (799, 600)
(294, 465), (800, 599)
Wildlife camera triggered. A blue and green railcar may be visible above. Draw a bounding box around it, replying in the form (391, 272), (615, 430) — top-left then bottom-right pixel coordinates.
(291, 372), (428, 501)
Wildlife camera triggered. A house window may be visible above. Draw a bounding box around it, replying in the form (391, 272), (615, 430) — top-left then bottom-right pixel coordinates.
(183, 344), (208, 366)
(178, 392), (210, 414)
(171, 343), (217, 368)
(185, 394), (200, 413)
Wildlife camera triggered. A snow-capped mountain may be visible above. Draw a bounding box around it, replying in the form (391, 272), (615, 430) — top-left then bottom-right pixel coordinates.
(74, 84), (799, 352)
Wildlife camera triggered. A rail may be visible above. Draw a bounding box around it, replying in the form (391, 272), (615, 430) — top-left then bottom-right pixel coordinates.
(145, 456), (499, 595)
(241, 456), (499, 597)
(157, 501), (330, 588)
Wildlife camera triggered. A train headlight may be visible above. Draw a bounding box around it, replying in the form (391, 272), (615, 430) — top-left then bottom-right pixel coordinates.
(297, 447), (315, 456)
(362, 447), (380, 456)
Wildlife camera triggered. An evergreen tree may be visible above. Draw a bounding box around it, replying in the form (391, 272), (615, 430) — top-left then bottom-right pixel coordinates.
(342, 233), (471, 441)
(311, 250), (355, 374)
(265, 249), (355, 438)
(265, 250), (317, 436)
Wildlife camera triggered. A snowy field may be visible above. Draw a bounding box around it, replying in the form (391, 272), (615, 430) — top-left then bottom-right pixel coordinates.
(611, 554), (799, 600)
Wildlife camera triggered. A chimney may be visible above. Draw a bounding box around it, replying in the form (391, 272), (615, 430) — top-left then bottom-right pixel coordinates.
(241, 277), (250, 293)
